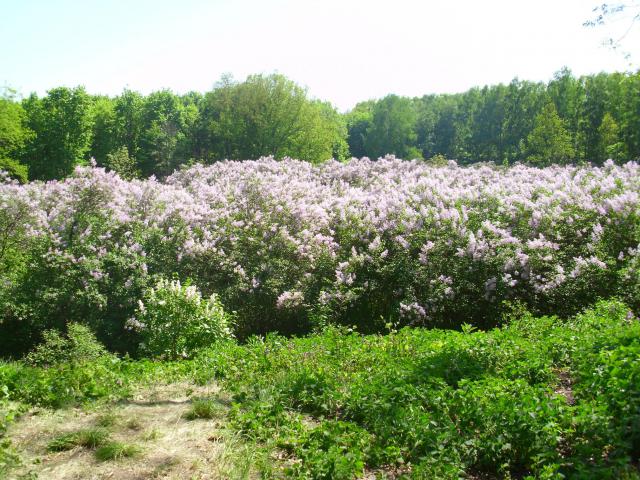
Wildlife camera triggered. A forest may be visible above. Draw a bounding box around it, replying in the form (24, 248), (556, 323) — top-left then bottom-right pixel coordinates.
(1, 68), (639, 184)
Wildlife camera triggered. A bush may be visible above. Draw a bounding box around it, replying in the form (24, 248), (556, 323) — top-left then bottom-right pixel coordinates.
(130, 278), (232, 359)
(25, 323), (111, 367)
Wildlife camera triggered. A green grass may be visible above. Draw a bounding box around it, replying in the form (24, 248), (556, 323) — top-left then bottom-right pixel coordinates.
(95, 411), (119, 428)
(94, 441), (140, 461)
(184, 398), (223, 420)
(47, 428), (109, 452)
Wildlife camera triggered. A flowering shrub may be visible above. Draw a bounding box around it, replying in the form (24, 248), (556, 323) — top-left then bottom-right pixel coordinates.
(0, 157), (638, 352)
(129, 278), (232, 359)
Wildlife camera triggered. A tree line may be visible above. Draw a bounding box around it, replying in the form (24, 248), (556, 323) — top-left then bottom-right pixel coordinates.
(1, 69), (639, 182)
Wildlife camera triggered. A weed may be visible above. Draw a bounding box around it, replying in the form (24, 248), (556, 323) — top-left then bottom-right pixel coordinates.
(184, 398), (222, 420)
(95, 441), (140, 461)
(46, 428), (108, 452)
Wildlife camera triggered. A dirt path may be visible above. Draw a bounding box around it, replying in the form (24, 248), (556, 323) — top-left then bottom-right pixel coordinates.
(5, 382), (257, 480)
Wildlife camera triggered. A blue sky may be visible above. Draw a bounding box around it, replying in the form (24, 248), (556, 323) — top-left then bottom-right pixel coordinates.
(1, 0), (638, 110)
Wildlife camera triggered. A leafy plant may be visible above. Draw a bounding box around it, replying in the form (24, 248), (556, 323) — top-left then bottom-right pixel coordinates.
(25, 323), (110, 367)
(130, 278), (232, 359)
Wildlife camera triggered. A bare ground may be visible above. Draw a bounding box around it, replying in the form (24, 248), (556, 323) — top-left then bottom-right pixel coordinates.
(5, 382), (258, 480)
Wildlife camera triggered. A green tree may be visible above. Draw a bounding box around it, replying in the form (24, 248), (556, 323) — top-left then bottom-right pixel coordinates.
(113, 89), (144, 166)
(104, 145), (140, 179)
(0, 92), (32, 181)
(597, 112), (627, 162)
(345, 101), (374, 158)
(364, 95), (420, 159)
(90, 96), (117, 165)
(199, 74), (345, 162)
(22, 87), (94, 180)
(138, 90), (196, 176)
(525, 103), (575, 166)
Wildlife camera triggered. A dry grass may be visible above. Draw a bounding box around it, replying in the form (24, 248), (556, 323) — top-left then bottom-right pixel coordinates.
(6, 382), (258, 479)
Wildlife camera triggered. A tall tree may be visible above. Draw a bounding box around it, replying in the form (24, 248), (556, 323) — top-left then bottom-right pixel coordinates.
(525, 103), (575, 166)
(199, 74), (344, 162)
(138, 90), (195, 176)
(90, 96), (117, 165)
(0, 91), (32, 182)
(345, 101), (374, 158)
(364, 95), (420, 159)
(597, 112), (627, 161)
(22, 87), (94, 180)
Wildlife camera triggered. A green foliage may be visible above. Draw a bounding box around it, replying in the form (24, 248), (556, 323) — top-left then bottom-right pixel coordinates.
(22, 87), (94, 180)
(132, 278), (232, 359)
(25, 323), (110, 367)
(526, 102), (575, 166)
(184, 397), (223, 420)
(598, 112), (627, 162)
(198, 74), (346, 163)
(104, 145), (140, 179)
(199, 299), (640, 479)
(94, 441), (140, 461)
(0, 157), (28, 183)
(0, 357), (129, 408)
(364, 94), (419, 159)
(0, 97), (32, 160)
(7, 70), (640, 181)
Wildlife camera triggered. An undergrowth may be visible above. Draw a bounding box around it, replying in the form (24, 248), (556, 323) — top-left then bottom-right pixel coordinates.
(1, 298), (639, 478)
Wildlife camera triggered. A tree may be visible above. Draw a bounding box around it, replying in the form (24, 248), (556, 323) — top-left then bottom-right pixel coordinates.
(364, 95), (420, 159)
(525, 103), (575, 166)
(0, 92), (32, 181)
(22, 87), (94, 180)
(90, 96), (117, 165)
(137, 90), (195, 176)
(345, 101), (374, 158)
(597, 112), (627, 161)
(199, 74), (345, 162)
(104, 145), (140, 179)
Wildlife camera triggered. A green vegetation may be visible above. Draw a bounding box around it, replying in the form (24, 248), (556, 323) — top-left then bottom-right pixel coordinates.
(1, 69), (640, 183)
(47, 428), (109, 452)
(184, 397), (224, 420)
(94, 441), (140, 461)
(211, 299), (640, 479)
(2, 299), (638, 478)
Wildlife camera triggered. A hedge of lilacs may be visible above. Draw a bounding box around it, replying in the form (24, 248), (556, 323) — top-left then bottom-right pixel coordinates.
(1, 157), (639, 355)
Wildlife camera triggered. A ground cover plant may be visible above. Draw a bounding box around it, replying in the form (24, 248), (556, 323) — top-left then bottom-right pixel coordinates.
(1, 299), (638, 478)
(203, 299), (640, 479)
(0, 158), (639, 356)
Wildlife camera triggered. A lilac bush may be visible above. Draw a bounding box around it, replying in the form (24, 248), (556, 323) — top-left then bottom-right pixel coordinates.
(0, 157), (638, 353)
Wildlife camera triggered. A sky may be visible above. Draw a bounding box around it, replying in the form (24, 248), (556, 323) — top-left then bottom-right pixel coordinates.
(1, 0), (639, 111)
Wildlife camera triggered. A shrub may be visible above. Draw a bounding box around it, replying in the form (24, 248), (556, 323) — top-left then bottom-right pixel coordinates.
(130, 278), (232, 359)
(25, 323), (110, 367)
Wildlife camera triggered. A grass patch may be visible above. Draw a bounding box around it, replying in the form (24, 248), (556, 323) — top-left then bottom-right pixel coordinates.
(95, 411), (120, 428)
(184, 398), (222, 420)
(95, 441), (140, 461)
(47, 428), (109, 452)
(124, 417), (143, 430)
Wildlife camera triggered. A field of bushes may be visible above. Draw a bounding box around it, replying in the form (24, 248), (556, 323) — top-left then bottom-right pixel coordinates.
(0, 158), (639, 478)
(1, 158), (639, 355)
